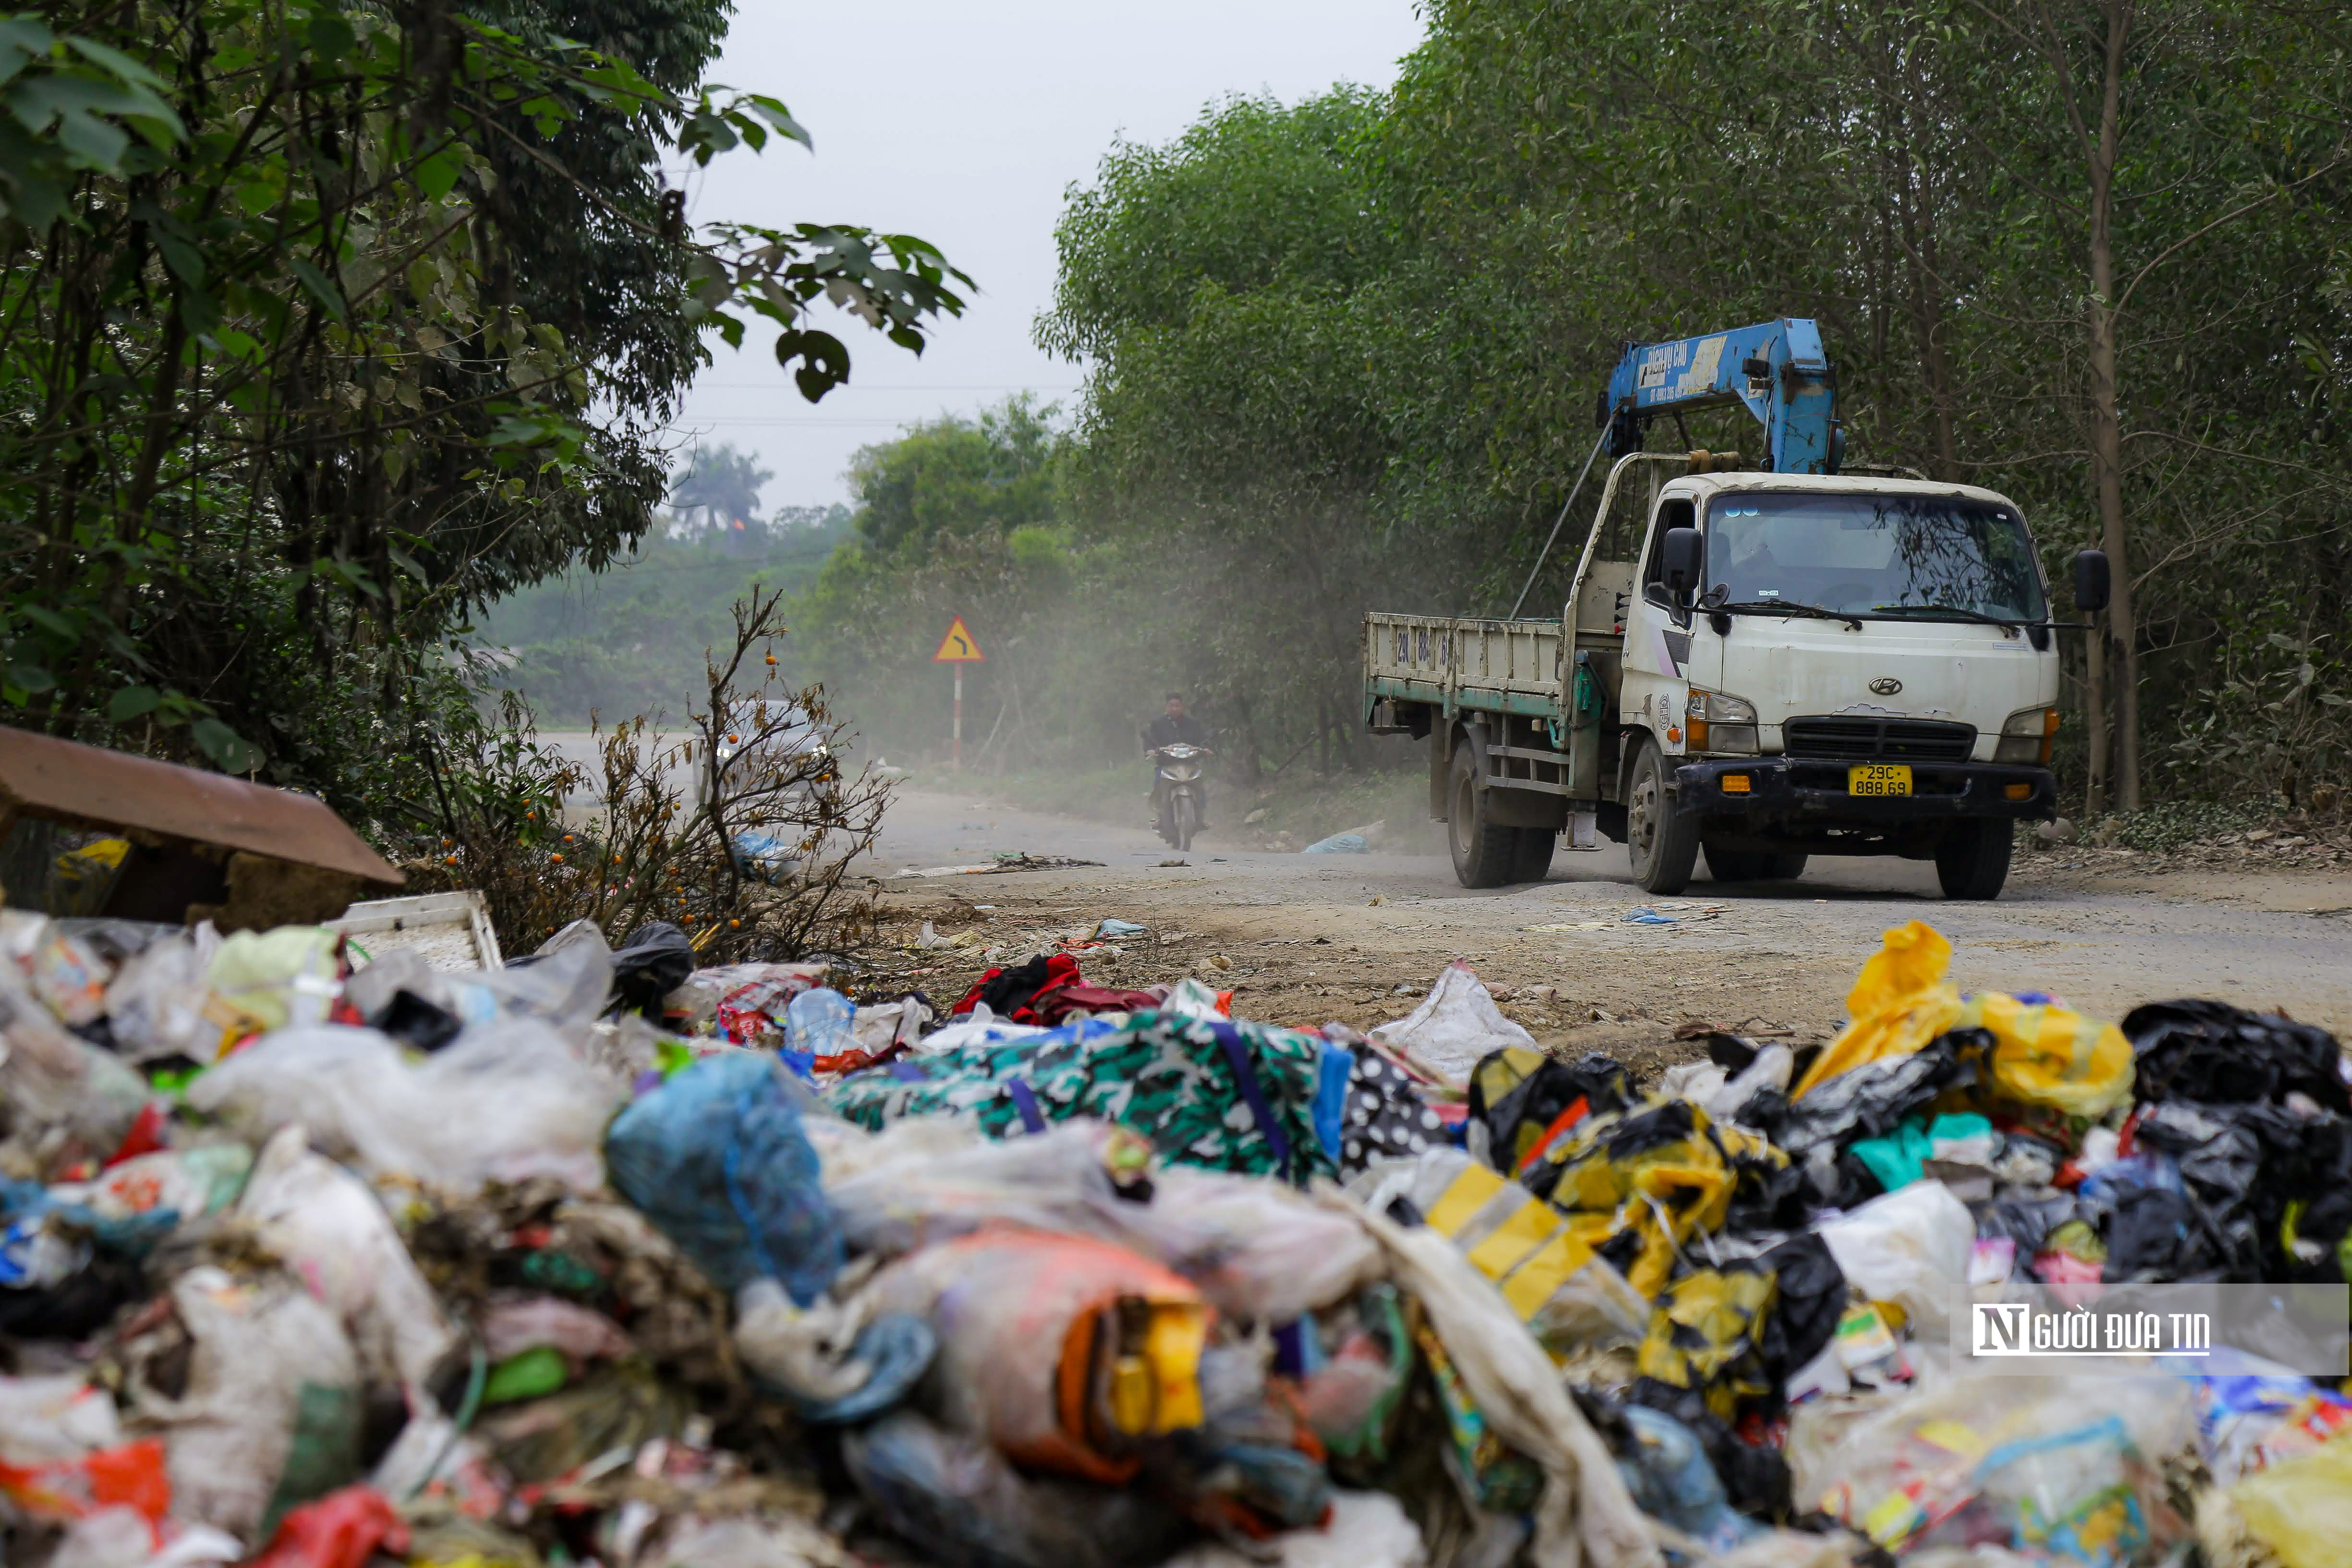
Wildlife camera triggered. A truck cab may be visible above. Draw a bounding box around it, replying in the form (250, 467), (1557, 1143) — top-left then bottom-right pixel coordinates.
(1365, 457), (2095, 899)
(1612, 468), (2062, 896)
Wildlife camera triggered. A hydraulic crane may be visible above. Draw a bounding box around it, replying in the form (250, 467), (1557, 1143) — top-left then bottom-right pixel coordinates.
(1599, 316), (1843, 475)
(1508, 317), (1846, 616)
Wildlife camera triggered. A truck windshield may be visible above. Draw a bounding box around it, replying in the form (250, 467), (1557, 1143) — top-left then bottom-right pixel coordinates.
(1705, 491), (2046, 622)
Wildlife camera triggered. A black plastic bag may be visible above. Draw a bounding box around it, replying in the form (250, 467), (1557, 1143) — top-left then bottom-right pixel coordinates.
(1468, 1047), (1634, 1173)
(611, 921), (696, 1021)
(1775, 1029), (1979, 1161)
(2123, 998), (2349, 1113)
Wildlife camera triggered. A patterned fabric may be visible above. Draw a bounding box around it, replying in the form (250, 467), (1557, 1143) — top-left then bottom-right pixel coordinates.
(1337, 1051), (1445, 1180)
(824, 1011), (1336, 1184)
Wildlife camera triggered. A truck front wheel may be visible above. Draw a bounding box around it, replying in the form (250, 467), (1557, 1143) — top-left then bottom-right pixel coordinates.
(1448, 745), (1522, 887)
(1627, 741), (1700, 895)
(1936, 819), (2013, 899)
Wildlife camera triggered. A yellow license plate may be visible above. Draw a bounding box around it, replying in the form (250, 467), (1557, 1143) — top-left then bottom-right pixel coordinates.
(1849, 764), (1913, 797)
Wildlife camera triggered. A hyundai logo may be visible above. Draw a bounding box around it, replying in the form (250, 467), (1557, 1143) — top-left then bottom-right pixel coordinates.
(1868, 677), (1903, 695)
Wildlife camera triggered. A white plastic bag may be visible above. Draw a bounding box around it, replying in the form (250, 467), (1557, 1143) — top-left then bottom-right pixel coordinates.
(824, 1119), (1382, 1324)
(102, 924), (223, 1063)
(131, 1264), (361, 1542)
(187, 1017), (619, 1191)
(0, 958), (150, 1152)
(1816, 1179), (1975, 1341)
(1158, 1489), (1427, 1568)
(1369, 962), (1535, 1087)
(230, 1126), (459, 1388)
(0, 1374), (123, 1463)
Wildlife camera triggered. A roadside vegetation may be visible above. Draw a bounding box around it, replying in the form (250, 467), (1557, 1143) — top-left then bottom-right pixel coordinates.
(774, 1), (2352, 827)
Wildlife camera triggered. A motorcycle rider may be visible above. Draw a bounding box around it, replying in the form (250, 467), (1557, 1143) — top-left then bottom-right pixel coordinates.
(1140, 693), (1210, 827)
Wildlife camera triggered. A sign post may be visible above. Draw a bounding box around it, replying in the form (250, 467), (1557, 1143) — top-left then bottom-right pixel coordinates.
(930, 616), (985, 769)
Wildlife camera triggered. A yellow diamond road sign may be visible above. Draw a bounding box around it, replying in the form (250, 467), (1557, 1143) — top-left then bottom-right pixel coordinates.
(932, 615), (984, 663)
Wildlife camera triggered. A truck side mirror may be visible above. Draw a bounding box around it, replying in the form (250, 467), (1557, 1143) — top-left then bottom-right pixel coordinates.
(1661, 527), (1702, 606)
(2073, 549), (2110, 614)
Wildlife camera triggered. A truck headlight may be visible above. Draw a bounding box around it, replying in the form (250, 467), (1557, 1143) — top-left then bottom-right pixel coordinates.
(1994, 705), (2060, 766)
(1685, 690), (1759, 755)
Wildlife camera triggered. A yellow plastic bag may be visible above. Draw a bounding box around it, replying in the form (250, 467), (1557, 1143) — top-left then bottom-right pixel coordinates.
(2218, 1427), (2352, 1568)
(1952, 990), (2134, 1119)
(1793, 922), (1961, 1099)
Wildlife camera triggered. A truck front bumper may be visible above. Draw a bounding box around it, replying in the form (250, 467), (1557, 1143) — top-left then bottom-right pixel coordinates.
(1669, 756), (2058, 824)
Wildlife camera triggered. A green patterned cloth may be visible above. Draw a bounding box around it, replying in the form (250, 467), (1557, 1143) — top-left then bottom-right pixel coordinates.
(823, 1011), (1336, 1183)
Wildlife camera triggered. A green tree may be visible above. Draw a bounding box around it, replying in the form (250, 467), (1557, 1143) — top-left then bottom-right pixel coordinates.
(0, 0), (969, 827)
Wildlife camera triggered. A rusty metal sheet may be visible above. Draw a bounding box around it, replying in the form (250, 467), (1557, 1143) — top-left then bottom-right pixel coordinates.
(0, 726), (402, 887)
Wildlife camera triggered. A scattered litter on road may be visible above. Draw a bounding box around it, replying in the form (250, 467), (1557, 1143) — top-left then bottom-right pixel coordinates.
(0, 882), (2347, 1568)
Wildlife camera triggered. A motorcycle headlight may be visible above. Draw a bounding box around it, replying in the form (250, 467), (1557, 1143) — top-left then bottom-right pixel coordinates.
(1995, 705), (2060, 765)
(1685, 690), (1759, 755)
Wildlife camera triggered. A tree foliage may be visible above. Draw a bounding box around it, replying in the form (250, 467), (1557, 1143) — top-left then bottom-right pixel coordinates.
(0, 0), (966, 830)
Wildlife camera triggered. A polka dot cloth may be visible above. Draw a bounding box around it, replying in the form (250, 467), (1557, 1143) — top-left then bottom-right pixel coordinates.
(1338, 1050), (1442, 1179)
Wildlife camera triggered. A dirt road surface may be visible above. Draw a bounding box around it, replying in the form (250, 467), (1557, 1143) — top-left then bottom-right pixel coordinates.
(863, 786), (2352, 1075)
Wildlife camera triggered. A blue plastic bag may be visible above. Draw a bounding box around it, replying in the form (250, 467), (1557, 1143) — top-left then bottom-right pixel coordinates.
(605, 1053), (843, 1304)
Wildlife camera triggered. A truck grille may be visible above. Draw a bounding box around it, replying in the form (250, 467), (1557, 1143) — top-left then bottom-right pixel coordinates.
(1783, 717), (1976, 762)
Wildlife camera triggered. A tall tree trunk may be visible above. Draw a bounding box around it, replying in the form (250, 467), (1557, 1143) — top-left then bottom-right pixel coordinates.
(2084, 0), (2141, 810)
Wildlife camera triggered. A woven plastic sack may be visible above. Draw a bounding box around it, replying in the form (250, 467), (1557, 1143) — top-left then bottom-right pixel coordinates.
(605, 1052), (843, 1305)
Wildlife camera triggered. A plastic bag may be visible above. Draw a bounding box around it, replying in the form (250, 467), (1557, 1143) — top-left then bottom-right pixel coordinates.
(0, 1375), (124, 1464)
(1949, 991), (2134, 1120)
(609, 922), (693, 1020)
(1611, 1404), (1761, 1556)
(1158, 1490), (1427, 1568)
(843, 1409), (1191, 1568)
(1792, 921), (1963, 1098)
(241, 1485), (408, 1568)
(101, 924), (223, 1063)
(230, 1127), (459, 1389)
(605, 1051), (844, 1304)
(475, 1293), (633, 1367)
(1791, 1375), (2192, 1559)
(643, 1515), (859, 1568)
(51, 1145), (253, 1227)
(2207, 1428), (2352, 1568)
(46, 1508), (242, 1568)
(128, 1264), (361, 1542)
(187, 1018), (618, 1192)
(867, 1228), (1211, 1483)
(825, 1121), (1382, 1325)
(1369, 961), (1536, 1087)
(2125, 997), (2350, 1113)
(1815, 1179), (1974, 1341)
(1354, 1146), (1649, 1356)
(0, 1437), (170, 1527)
(0, 959), (152, 1154)
(206, 926), (343, 1041)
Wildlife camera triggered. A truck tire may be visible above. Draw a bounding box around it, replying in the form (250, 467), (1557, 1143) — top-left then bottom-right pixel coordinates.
(1448, 745), (1520, 887)
(1626, 741), (1700, 895)
(1512, 828), (1556, 884)
(1706, 844), (1809, 883)
(1936, 819), (2013, 899)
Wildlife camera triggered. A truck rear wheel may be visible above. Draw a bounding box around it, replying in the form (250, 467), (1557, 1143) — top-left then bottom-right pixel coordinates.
(1936, 819), (2013, 899)
(1448, 745), (1521, 887)
(1627, 741), (1700, 895)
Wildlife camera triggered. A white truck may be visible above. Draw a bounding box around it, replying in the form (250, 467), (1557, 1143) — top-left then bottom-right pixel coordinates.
(1364, 319), (2108, 899)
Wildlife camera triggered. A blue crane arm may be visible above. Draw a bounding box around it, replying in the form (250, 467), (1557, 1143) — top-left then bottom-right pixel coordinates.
(1600, 317), (1843, 474)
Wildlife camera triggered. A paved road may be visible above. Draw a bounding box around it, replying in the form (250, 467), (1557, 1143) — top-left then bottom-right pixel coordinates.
(864, 785), (2352, 1059)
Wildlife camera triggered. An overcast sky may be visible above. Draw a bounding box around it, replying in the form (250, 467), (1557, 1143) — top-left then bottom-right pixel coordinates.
(661, 0), (1428, 513)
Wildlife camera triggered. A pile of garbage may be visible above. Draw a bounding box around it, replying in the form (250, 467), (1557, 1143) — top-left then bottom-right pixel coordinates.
(2, 905), (2348, 1568)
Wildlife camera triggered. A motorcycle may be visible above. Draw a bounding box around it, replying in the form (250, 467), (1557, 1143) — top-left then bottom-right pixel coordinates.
(1150, 743), (1212, 851)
